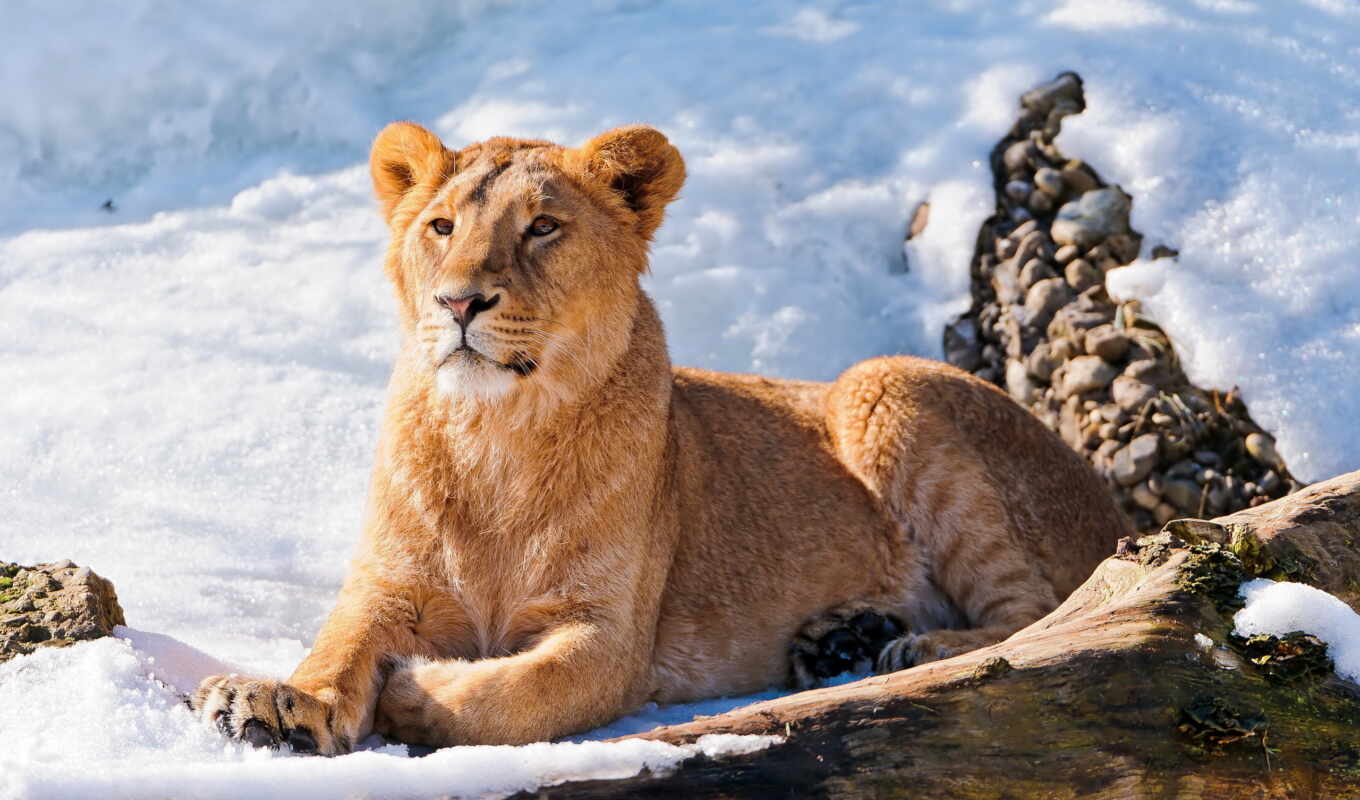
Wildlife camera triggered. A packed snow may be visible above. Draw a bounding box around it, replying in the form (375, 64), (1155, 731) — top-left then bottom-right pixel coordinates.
(2, 0), (1359, 797)
(1234, 579), (1360, 684)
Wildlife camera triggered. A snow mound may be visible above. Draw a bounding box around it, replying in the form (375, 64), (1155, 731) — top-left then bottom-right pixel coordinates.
(0, 637), (780, 800)
(1233, 579), (1360, 684)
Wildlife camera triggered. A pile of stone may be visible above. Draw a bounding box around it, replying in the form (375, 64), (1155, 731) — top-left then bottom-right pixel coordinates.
(0, 559), (126, 663)
(941, 72), (1302, 532)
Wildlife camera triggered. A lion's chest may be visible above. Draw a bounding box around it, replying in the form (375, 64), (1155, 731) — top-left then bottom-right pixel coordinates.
(412, 540), (572, 660)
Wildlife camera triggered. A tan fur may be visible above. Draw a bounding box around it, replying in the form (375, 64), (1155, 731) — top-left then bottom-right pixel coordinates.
(192, 122), (1132, 753)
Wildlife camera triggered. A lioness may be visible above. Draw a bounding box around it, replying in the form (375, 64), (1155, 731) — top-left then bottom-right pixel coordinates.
(192, 122), (1130, 754)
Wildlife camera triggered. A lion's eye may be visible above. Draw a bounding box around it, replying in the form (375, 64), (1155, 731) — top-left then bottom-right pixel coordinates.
(430, 218), (455, 236)
(527, 216), (559, 237)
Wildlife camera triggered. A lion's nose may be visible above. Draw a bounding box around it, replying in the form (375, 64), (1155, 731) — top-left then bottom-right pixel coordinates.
(435, 292), (500, 327)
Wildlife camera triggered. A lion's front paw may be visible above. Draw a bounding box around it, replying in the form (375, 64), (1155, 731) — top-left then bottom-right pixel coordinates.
(190, 675), (351, 756)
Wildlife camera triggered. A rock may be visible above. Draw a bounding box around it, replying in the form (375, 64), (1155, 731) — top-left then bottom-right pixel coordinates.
(1207, 481), (1232, 515)
(1193, 450), (1221, 467)
(1113, 433), (1161, 487)
(1029, 190), (1054, 215)
(1019, 258), (1058, 290)
(1046, 303), (1114, 340)
(1151, 412), (1175, 427)
(1245, 432), (1283, 470)
(1124, 358), (1176, 388)
(943, 318), (983, 373)
(996, 237), (1017, 260)
(1163, 479), (1203, 513)
(1013, 229), (1055, 268)
(992, 258), (1023, 305)
(1060, 355), (1118, 398)
(1063, 258), (1101, 293)
(1024, 278), (1073, 329)
(1111, 375), (1157, 412)
(1131, 482), (1161, 511)
(1004, 140), (1037, 173)
(1050, 336), (1079, 364)
(1097, 404), (1127, 424)
(1054, 244), (1080, 265)
(1005, 180), (1032, 202)
(1020, 72), (1085, 137)
(1026, 342), (1060, 382)
(1006, 358), (1038, 404)
(1098, 422), (1119, 440)
(1259, 470), (1281, 494)
(1011, 219), (1038, 240)
(1106, 233), (1141, 264)
(1050, 187), (1133, 250)
(1060, 161), (1100, 196)
(0, 560), (125, 663)
(1085, 325), (1131, 363)
(1021, 72), (1083, 116)
(1153, 503), (1178, 526)
(1034, 167), (1064, 198)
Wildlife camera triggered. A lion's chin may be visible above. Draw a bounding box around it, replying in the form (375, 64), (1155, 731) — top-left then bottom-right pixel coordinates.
(434, 354), (520, 401)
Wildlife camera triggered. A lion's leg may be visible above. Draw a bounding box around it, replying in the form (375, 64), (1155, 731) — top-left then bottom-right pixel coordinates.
(373, 620), (645, 747)
(824, 358), (1064, 674)
(192, 575), (435, 755)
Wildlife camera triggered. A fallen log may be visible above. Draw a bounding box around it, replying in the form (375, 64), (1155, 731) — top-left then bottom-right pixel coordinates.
(523, 471), (1360, 799)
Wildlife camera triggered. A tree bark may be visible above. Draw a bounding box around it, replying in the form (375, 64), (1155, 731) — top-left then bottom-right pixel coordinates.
(520, 471), (1360, 799)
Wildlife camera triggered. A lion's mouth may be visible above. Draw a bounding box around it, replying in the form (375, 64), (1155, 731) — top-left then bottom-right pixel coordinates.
(443, 344), (538, 377)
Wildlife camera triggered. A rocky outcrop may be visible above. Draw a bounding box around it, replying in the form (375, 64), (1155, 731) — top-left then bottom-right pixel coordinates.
(0, 559), (126, 663)
(941, 72), (1303, 532)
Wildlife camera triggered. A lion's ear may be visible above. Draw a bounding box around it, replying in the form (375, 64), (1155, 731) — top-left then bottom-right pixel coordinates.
(370, 122), (453, 221)
(580, 125), (686, 240)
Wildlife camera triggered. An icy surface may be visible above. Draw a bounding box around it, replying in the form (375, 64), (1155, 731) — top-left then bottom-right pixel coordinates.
(2, 0), (1359, 796)
(1234, 579), (1360, 684)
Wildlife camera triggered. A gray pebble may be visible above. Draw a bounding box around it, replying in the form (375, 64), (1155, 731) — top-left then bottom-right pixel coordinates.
(1110, 375), (1157, 411)
(1163, 479), (1202, 512)
(1034, 167), (1065, 197)
(1004, 140), (1037, 173)
(1029, 190), (1054, 215)
(1006, 180), (1033, 202)
(1245, 432), (1282, 470)
(1024, 278), (1073, 329)
(1050, 187), (1133, 250)
(1019, 258), (1058, 290)
(1006, 358), (1038, 404)
(1064, 259), (1101, 293)
(1085, 325), (1131, 363)
(1131, 482), (1161, 511)
(1193, 450), (1221, 467)
(1113, 433), (1161, 487)
(1060, 355), (1118, 398)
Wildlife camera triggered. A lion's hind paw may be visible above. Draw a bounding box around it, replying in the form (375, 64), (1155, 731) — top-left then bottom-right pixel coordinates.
(788, 604), (905, 689)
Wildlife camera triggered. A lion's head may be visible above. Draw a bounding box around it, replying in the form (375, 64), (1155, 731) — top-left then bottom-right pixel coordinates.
(369, 122), (685, 404)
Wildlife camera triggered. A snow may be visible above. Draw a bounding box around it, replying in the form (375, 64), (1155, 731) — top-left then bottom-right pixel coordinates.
(0, 638), (781, 800)
(1234, 579), (1360, 684)
(2, 0), (1359, 796)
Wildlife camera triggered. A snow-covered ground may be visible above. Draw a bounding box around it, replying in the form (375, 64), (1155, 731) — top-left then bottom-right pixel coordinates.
(2, 0), (1359, 797)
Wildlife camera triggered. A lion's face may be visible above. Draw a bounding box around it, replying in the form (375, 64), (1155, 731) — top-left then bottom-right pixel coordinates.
(370, 124), (684, 403)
